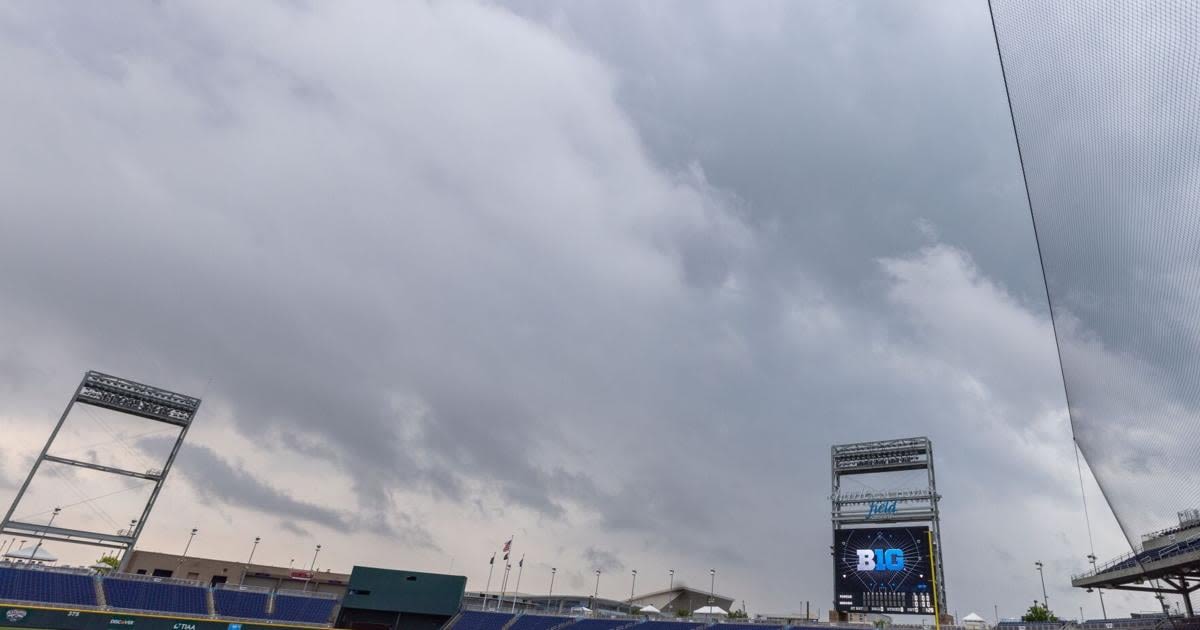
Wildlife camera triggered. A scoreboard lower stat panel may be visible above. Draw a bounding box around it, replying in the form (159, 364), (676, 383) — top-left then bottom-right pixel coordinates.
(834, 526), (935, 615)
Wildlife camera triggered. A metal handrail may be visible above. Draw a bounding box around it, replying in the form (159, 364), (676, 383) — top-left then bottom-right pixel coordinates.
(275, 588), (339, 600)
(105, 571), (207, 588)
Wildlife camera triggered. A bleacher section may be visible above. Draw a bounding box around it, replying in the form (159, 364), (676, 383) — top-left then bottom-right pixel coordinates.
(638, 622), (705, 630)
(213, 584), (271, 619)
(711, 625), (782, 630)
(566, 620), (630, 630)
(270, 591), (339, 624)
(103, 574), (209, 616)
(997, 622), (1068, 630)
(1081, 620), (1168, 630)
(452, 611), (516, 630)
(509, 615), (571, 630)
(0, 564), (98, 606)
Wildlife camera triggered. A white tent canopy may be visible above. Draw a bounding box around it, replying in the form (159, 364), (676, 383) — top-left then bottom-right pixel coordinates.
(962, 613), (985, 622)
(694, 606), (728, 616)
(4, 546), (57, 562)
(639, 605), (662, 615)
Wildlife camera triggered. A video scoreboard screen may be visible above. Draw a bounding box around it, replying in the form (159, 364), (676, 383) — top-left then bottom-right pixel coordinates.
(834, 526), (935, 615)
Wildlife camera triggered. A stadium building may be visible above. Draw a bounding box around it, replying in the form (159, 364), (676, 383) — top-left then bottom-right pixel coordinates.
(121, 550), (349, 596)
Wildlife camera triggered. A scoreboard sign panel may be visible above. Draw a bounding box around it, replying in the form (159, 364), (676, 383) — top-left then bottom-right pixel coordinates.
(834, 526), (935, 615)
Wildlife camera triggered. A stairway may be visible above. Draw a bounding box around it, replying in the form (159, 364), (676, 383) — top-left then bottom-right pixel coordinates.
(93, 575), (107, 608)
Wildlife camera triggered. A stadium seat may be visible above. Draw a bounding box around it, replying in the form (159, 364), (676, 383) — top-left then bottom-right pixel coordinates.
(270, 592), (339, 624)
(710, 624), (781, 630)
(452, 610), (515, 630)
(213, 585), (270, 619)
(508, 614), (570, 630)
(636, 621), (704, 630)
(102, 574), (208, 615)
(0, 565), (98, 606)
(565, 619), (630, 630)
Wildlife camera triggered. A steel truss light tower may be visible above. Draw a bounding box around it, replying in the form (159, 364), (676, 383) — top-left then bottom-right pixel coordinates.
(831, 437), (948, 618)
(1, 371), (201, 570)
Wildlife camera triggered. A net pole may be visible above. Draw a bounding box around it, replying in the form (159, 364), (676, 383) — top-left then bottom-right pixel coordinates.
(928, 529), (941, 630)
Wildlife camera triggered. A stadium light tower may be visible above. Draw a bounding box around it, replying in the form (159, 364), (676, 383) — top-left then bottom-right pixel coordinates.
(631, 569), (637, 600)
(1086, 554), (1107, 618)
(1, 372), (201, 571)
(549, 567), (556, 600)
(669, 569), (675, 591)
(1035, 561), (1048, 609)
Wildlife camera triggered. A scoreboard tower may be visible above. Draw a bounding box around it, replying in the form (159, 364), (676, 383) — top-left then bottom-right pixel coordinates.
(831, 437), (947, 619)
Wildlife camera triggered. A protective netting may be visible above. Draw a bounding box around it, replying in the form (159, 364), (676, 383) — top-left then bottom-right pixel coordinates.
(991, 0), (1200, 572)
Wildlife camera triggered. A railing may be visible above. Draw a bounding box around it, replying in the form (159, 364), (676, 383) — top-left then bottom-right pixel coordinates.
(276, 588), (339, 600)
(215, 582), (273, 593)
(0, 561), (98, 576)
(104, 571), (207, 588)
(1071, 549), (1140, 580)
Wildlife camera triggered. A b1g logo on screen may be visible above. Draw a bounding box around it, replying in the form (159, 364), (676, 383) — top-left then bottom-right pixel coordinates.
(856, 548), (905, 571)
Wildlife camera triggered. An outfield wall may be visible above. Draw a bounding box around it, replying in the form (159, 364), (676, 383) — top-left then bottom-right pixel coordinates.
(0, 603), (334, 630)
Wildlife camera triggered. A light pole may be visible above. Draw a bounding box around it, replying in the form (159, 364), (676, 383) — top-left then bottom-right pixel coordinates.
(709, 568), (716, 604)
(484, 554), (496, 611)
(240, 537), (261, 585)
(549, 567), (557, 600)
(1087, 554), (1107, 618)
(30, 507), (60, 564)
(1035, 561), (1048, 610)
(304, 544), (321, 592)
(591, 569), (601, 614)
(631, 569), (637, 600)
(177, 527), (198, 571)
(669, 569), (675, 591)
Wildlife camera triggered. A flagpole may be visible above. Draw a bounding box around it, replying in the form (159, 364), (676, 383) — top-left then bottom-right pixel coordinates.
(485, 553), (496, 611)
(511, 555), (525, 613)
(498, 563), (511, 611)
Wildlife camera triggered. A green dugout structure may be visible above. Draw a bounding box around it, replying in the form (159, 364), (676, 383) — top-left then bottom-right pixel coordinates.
(334, 567), (466, 630)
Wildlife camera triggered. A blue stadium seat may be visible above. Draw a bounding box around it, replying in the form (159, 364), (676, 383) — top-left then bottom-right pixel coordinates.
(636, 622), (703, 630)
(566, 620), (629, 630)
(270, 592), (338, 624)
(0, 565), (98, 606)
(213, 586), (270, 619)
(710, 625), (780, 630)
(102, 575), (207, 615)
(453, 611), (515, 630)
(508, 614), (569, 630)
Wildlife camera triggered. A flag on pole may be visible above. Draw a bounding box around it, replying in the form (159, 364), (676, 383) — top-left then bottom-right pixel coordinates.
(503, 538), (512, 552)
(518, 555), (524, 568)
(489, 553), (495, 565)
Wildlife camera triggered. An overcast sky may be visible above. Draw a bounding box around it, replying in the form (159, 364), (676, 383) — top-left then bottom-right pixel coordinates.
(0, 0), (1178, 621)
